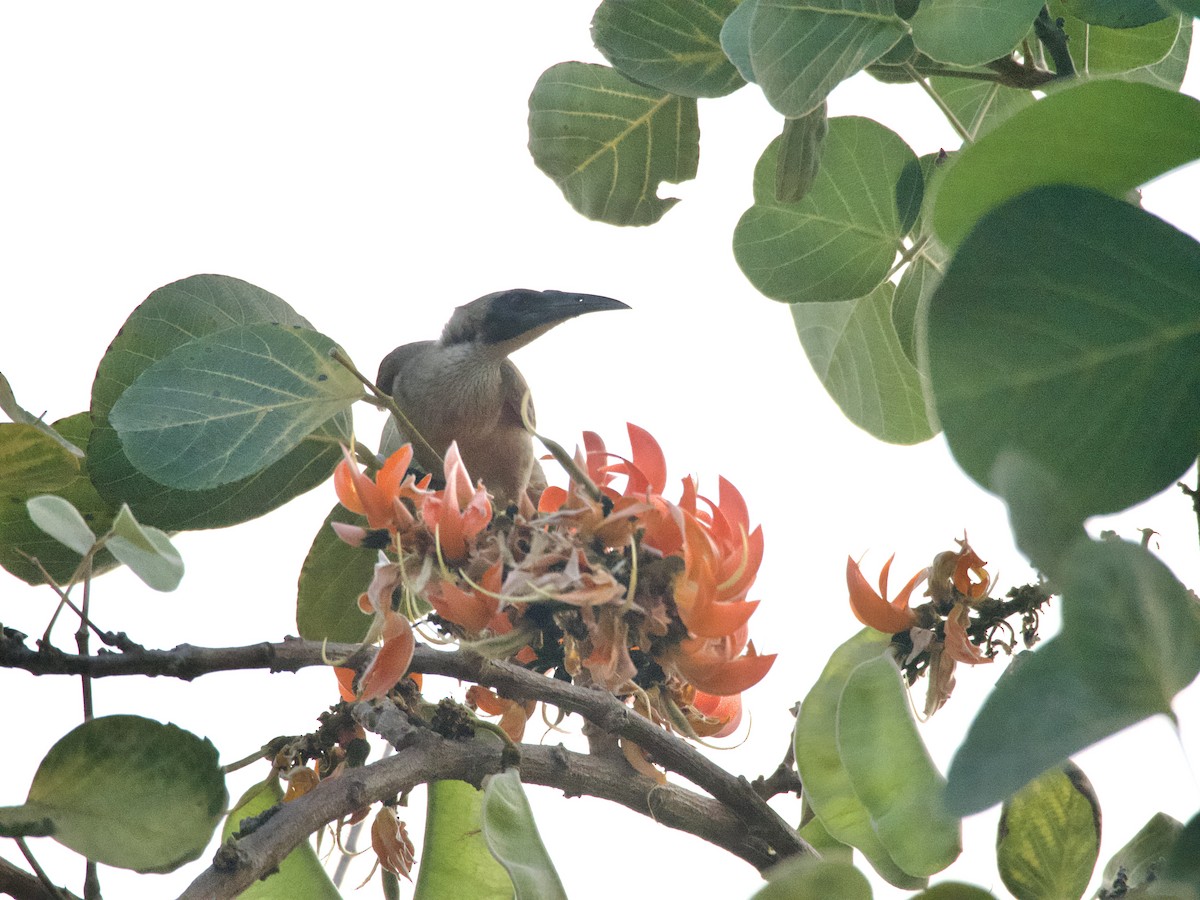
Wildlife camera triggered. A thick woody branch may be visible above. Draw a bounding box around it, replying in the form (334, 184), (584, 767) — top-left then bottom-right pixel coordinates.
(2, 635), (811, 868)
(0, 856), (81, 900)
(180, 700), (780, 899)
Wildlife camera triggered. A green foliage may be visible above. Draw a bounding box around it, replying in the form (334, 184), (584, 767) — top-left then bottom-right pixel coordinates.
(1052, 5), (1183, 75)
(928, 185), (1200, 516)
(25, 494), (97, 556)
(752, 857), (874, 899)
(946, 537), (1200, 815)
(995, 763), (1101, 900)
(1101, 812), (1184, 894)
(590, 0), (745, 98)
(222, 779), (341, 899)
(1062, 0), (1172, 28)
(733, 116), (920, 304)
(0, 422), (79, 494)
(89, 274), (352, 531)
(109, 323), (360, 491)
(774, 102), (828, 203)
(479, 769), (566, 900)
(793, 629), (929, 889)
(909, 0), (1042, 66)
(296, 504), (377, 643)
(106, 504), (185, 592)
(415, 780), (513, 899)
(792, 282), (936, 444)
(527, 62), (699, 226)
(931, 80), (1200, 250)
(0, 716), (225, 873)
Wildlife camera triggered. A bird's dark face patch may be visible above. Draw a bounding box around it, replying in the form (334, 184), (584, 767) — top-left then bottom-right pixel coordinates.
(480, 288), (629, 344)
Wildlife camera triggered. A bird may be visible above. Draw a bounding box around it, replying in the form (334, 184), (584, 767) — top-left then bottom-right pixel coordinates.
(375, 288), (630, 508)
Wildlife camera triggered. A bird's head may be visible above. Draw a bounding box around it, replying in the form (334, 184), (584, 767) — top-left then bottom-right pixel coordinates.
(441, 288), (630, 352)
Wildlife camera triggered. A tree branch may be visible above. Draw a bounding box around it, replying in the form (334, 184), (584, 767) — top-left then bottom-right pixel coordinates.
(0, 855), (80, 900)
(3, 635), (813, 880)
(180, 700), (785, 898)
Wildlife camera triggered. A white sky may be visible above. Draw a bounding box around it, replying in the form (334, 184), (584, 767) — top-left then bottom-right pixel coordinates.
(2, 4), (1199, 898)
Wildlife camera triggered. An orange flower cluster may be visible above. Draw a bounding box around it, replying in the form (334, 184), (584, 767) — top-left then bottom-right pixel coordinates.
(846, 534), (996, 715)
(331, 424), (775, 745)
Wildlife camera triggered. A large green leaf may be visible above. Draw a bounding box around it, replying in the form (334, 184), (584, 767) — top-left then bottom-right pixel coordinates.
(910, 885), (999, 899)
(221, 778), (341, 899)
(0, 414), (120, 585)
(909, 0), (1043, 65)
(794, 629), (927, 889)
(928, 185), (1200, 516)
(1052, 5), (1182, 73)
(528, 62), (699, 226)
(734, 116), (919, 303)
(0, 716), (225, 873)
(720, 0), (759, 83)
(110, 323), (360, 491)
(751, 857), (873, 899)
(996, 763), (1101, 900)
(89, 274), (352, 530)
(1127, 16), (1193, 89)
(932, 80), (1200, 250)
(946, 539), (1200, 815)
(837, 654), (961, 877)
(480, 770), (565, 900)
(296, 504), (376, 644)
(591, 0), (745, 97)
(793, 282), (936, 444)
(1062, 0), (1171, 27)
(749, 0), (909, 116)
(413, 779), (513, 899)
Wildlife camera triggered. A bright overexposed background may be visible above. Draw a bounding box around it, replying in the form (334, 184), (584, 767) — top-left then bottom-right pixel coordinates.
(3, 4), (1199, 898)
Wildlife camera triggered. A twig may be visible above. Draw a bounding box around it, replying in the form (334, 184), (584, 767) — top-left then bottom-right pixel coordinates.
(11, 841), (68, 900)
(1033, 6), (1075, 78)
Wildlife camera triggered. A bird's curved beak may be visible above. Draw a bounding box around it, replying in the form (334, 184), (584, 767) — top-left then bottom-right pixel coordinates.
(483, 289), (630, 344)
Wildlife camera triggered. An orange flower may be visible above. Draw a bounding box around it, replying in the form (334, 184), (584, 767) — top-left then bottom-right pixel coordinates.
(465, 685), (535, 741)
(673, 511), (759, 639)
(952, 533), (990, 599)
(689, 689), (743, 738)
(846, 554), (925, 634)
(944, 602), (993, 665)
(333, 444), (424, 534)
(358, 611), (416, 701)
(666, 627), (775, 696)
(371, 807), (416, 880)
(421, 441), (492, 563)
(426, 561), (505, 634)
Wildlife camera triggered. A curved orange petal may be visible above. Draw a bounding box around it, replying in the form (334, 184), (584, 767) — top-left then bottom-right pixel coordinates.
(944, 602), (993, 665)
(626, 423), (667, 494)
(538, 485), (568, 513)
(673, 646), (776, 696)
(847, 555), (918, 634)
(333, 459), (366, 515)
(427, 580), (498, 632)
(359, 613), (415, 701)
(691, 690), (743, 738)
(334, 666), (357, 702)
(376, 444), (414, 502)
(336, 447), (392, 529)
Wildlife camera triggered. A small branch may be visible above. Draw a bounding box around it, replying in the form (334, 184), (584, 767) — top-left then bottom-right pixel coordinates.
(6, 843), (71, 900)
(905, 64), (972, 143)
(1178, 480), (1200, 547)
(984, 56), (1058, 89)
(751, 729), (801, 801)
(329, 347), (444, 470)
(1033, 6), (1075, 78)
(180, 705), (784, 899)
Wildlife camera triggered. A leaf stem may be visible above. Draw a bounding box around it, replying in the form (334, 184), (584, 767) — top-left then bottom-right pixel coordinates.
(328, 347), (444, 470)
(14, 838), (67, 900)
(1034, 6), (1076, 78)
(905, 63), (973, 143)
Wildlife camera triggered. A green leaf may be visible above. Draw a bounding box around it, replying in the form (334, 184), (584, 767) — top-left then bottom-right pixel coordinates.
(751, 857), (873, 899)
(1062, 0), (1171, 27)
(1052, 5), (1182, 73)
(910, 885), (1000, 899)
(0, 373), (85, 458)
(1164, 812), (1200, 890)
(909, 0), (1043, 65)
(988, 453), (1087, 578)
(775, 103), (828, 202)
(734, 116), (918, 303)
(27, 494), (96, 555)
(928, 185), (1200, 516)
(89, 274), (352, 530)
(414, 780), (512, 900)
(798, 806), (854, 863)
(1127, 16), (1193, 89)
(480, 769), (566, 900)
(221, 778), (342, 899)
(1161, 0), (1200, 15)
(9, 715), (225, 873)
(1101, 812), (1184, 892)
(591, 0), (745, 97)
(0, 423), (80, 494)
(932, 80), (1200, 250)
(106, 504), (184, 591)
(946, 539), (1200, 815)
(793, 282), (936, 444)
(837, 654), (961, 877)
(794, 629), (927, 889)
(749, 0), (909, 116)
(925, 79), (1034, 142)
(720, 0), (759, 83)
(109, 323), (359, 491)
(528, 62), (699, 226)
(0, 414), (121, 585)
(996, 763), (1101, 900)
(296, 504), (377, 644)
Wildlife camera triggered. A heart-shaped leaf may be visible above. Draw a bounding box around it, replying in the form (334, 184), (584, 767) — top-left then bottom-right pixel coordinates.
(909, 0), (1043, 65)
